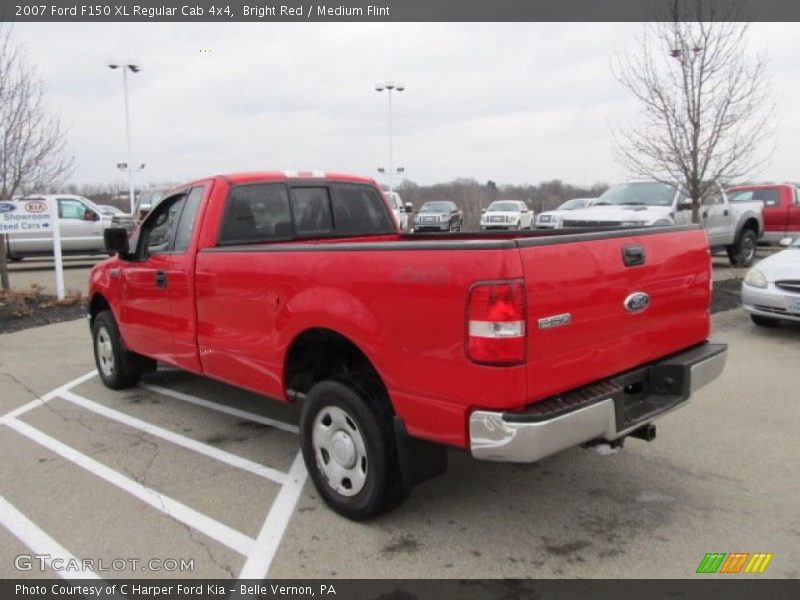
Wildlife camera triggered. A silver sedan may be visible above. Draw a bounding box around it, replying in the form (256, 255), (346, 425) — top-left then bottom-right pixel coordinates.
(741, 237), (800, 326)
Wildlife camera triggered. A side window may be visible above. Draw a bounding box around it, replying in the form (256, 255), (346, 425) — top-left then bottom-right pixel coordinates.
(58, 199), (87, 219)
(330, 184), (395, 235)
(219, 183), (292, 245)
(701, 187), (723, 206)
(174, 187), (204, 252)
(755, 189), (780, 207)
(142, 194), (186, 256)
(291, 187), (333, 234)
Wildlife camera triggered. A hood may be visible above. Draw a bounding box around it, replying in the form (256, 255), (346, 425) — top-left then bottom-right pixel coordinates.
(756, 248), (800, 281)
(483, 210), (521, 218)
(561, 205), (671, 223)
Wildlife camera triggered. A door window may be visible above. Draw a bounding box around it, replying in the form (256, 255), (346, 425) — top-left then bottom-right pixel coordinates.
(139, 194), (187, 256)
(58, 199), (89, 219)
(174, 187), (204, 252)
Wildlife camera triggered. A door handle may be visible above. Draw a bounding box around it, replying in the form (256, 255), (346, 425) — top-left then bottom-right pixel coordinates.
(702, 211), (708, 219)
(155, 270), (167, 288)
(723, 209), (729, 216)
(622, 244), (645, 267)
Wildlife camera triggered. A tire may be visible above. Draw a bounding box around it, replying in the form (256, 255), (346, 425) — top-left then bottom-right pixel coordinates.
(750, 314), (780, 327)
(300, 376), (406, 520)
(92, 310), (150, 389)
(728, 229), (758, 267)
(7, 255), (23, 262)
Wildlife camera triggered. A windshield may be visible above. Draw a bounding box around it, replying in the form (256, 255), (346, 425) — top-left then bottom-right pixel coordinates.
(597, 182), (676, 207)
(558, 198), (587, 210)
(384, 193), (401, 209)
(420, 202), (450, 212)
(487, 201), (521, 212)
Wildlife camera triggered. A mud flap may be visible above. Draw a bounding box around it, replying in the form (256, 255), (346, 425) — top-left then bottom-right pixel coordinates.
(393, 417), (448, 487)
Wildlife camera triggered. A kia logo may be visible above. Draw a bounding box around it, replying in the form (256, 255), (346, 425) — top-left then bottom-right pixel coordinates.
(624, 292), (650, 313)
(24, 201), (47, 213)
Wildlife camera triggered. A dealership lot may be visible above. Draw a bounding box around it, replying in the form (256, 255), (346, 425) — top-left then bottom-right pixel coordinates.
(0, 307), (797, 579)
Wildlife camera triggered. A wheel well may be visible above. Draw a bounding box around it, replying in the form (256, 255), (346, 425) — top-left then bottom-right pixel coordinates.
(89, 293), (111, 326)
(284, 328), (387, 402)
(739, 218), (760, 238)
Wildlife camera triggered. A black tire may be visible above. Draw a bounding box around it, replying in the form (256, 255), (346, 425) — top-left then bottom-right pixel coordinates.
(92, 310), (150, 389)
(728, 229), (758, 267)
(300, 376), (406, 520)
(750, 314), (780, 327)
(7, 254), (23, 262)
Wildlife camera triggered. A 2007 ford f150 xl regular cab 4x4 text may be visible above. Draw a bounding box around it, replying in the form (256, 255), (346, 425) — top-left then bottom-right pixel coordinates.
(89, 171), (727, 520)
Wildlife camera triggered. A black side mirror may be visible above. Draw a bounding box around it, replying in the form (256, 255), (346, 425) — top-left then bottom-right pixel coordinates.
(104, 227), (131, 257)
(677, 201), (692, 211)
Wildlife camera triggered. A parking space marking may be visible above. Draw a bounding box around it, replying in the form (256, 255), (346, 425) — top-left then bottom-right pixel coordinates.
(58, 389), (289, 484)
(1, 369), (310, 578)
(0, 496), (102, 580)
(142, 383), (300, 434)
(237, 453), (307, 581)
(5, 417), (257, 556)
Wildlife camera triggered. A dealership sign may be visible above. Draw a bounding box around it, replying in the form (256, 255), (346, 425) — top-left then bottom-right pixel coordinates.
(0, 200), (53, 233)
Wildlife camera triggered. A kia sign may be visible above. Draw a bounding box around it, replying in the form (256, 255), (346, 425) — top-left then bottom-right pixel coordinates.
(0, 200), (53, 233)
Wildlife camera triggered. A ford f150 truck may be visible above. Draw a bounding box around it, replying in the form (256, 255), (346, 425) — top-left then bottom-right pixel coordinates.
(89, 171), (727, 520)
(551, 181), (764, 267)
(727, 183), (800, 244)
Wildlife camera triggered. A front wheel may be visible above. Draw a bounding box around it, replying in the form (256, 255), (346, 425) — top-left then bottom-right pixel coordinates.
(300, 377), (405, 520)
(92, 311), (153, 389)
(728, 229), (757, 267)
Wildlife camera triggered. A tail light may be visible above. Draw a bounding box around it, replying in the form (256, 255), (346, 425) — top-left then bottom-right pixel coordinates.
(467, 281), (526, 365)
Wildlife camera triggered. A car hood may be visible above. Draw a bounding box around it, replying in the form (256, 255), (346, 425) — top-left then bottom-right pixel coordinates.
(483, 210), (521, 218)
(561, 205), (671, 222)
(755, 249), (800, 281)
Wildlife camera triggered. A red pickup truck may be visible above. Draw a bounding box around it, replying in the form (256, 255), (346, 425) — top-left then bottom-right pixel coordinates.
(89, 171), (727, 520)
(727, 183), (800, 244)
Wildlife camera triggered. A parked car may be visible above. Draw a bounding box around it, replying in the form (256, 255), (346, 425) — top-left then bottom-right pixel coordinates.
(413, 200), (463, 232)
(535, 197), (597, 229)
(727, 184), (800, 244)
(553, 181), (763, 267)
(97, 204), (125, 216)
(91, 170), (726, 520)
(741, 237), (800, 326)
(4, 195), (113, 260)
(480, 200), (534, 230)
(383, 191), (410, 231)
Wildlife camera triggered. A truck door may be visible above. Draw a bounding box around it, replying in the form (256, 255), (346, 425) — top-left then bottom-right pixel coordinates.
(119, 187), (203, 368)
(700, 186), (731, 247)
(788, 187), (800, 238)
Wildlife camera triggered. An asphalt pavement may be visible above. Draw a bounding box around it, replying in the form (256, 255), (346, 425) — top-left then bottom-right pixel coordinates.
(0, 308), (797, 579)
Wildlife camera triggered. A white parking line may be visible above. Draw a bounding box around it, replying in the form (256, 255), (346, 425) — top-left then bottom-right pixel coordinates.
(237, 452), (307, 580)
(5, 417), (256, 556)
(142, 383), (300, 435)
(0, 495), (101, 579)
(58, 389), (288, 484)
(0, 370), (98, 426)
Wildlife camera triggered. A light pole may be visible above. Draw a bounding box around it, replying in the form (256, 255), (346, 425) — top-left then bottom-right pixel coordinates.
(377, 166), (405, 190)
(108, 61), (141, 215)
(375, 81), (404, 193)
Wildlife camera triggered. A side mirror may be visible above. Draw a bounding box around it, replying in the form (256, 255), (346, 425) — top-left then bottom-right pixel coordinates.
(404, 203), (413, 214)
(481, 208), (487, 213)
(677, 201), (692, 211)
(779, 237), (794, 247)
(104, 227), (131, 257)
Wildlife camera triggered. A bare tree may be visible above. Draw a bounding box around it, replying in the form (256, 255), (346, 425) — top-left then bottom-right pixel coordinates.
(613, 0), (774, 223)
(0, 24), (73, 290)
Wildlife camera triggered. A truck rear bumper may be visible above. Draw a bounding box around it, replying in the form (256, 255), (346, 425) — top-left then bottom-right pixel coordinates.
(469, 342), (727, 462)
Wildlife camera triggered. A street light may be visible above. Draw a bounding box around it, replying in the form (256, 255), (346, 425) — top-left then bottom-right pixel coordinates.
(108, 61), (141, 214)
(377, 166), (405, 190)
(375, 81), (404, 193)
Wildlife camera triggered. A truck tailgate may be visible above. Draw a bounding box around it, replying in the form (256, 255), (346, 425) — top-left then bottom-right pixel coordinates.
(518, 227), (711, 404)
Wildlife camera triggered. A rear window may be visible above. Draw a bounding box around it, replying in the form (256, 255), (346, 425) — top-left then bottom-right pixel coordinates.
(330, 184), (395, 235)
(219, 183), (293, 244)
(728, 188), (781, 207)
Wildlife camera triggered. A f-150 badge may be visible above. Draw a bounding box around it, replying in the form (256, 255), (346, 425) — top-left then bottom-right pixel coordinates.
(538, 313), (571, 330)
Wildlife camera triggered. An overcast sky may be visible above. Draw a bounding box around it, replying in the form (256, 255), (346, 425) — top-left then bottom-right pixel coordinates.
(11, 22), (800, 189)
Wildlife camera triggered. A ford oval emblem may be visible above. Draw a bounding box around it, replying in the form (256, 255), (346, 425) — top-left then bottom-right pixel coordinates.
(624, 292), (650, 313)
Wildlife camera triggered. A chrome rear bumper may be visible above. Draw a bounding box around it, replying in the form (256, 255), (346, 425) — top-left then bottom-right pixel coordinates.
(470, 342), (727, 462)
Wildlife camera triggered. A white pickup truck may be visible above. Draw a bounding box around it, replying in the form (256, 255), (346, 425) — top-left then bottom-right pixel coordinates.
(554, 181), (764, 267)
(4, 195), (113, 261)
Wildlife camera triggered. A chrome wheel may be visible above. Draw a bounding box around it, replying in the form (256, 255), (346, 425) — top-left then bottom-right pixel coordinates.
(312, 405), (368, 497)
(95, 325), (115, 378)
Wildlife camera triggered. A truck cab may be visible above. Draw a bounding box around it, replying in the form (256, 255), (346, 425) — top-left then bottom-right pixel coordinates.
(727, 184), (800, 244)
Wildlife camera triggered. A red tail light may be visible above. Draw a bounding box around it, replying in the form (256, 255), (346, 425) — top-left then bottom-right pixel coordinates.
(467, 281), (526, 365)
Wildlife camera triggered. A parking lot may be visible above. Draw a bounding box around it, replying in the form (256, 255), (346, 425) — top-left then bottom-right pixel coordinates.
(0, 300), (798, 579)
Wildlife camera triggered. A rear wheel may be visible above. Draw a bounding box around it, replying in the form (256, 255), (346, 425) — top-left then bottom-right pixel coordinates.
(727, 229), (757, 267)
(300, 376), (405, 520)
(750, 314), (780, 327)
(92, 311), (154, 389)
